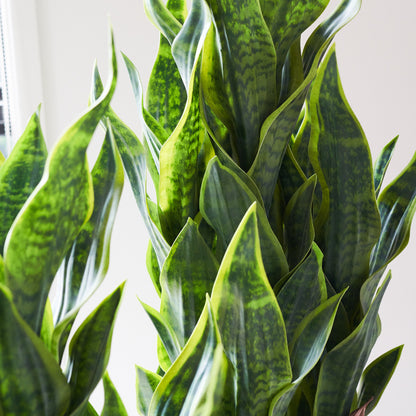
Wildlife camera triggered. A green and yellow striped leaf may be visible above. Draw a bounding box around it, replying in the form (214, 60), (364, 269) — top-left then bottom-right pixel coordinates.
(3, 32), (117, 334)
(211, 203), (291, 415)
(101, 372), (128, 416)
(0, 284), (70, 416)
(160, 218), (219, 347)
(67, 283), (124, 414)
(0, 109), (47, 253)
(148, 299), (235, 415)
(204, 0), (277, 170)
(313, 275), (390, 416)
(276, 243), (327, 344)
(308, 47), (380, 318)
(136, 366), (161, 416)
(52, 124), (124, 362)
(357, 345), (403, 414)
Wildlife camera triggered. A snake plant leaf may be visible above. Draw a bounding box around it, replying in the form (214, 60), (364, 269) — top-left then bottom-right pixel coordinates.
(201, 157), (288, 284)
(160, 218), (219, 347)
(0, 109), (47, 253)
(171, 0), (211, 90)
(290, 290), (346, 382)
(259, 0), (329, 96)
(158, 64), (204, 243)
(101, 372), (128, 416)
(146, 241), (162, 296)
(3, 32), (117, 334)
(211, 203), (291, 415)
(308, 47), (380, 318)
(357, 345), (403, 414)
(146, 0), (186, 135)
(0, 284), (70, 416)
(41, 297), (54, 352)
(279, 146), (307, 206)
(283, 175), (316, 269)
(276, 243), (326, 344)
(136, 366), (161, 416)
(313, 275), (391, 416)
(370, 151), (416, 274)
(85, 403), (99, 416)
(66, 283), (124, 414)
(204, 0), (277, 170)
(303, 0), (362, 74)
(139, 299), (182, 368)
(143, 0), (182, 45)
(148, 299), (235, 415)
(374, 136), (398, 198)
(52, 125), (124, 361)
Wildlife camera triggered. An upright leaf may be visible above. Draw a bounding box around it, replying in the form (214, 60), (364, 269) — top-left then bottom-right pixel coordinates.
(101, 372), (128, 416)
(148, 299), (235, 415)
(3, 33), (117, 333)
(204, 0), (277, 170)
(357, 345), (403, 414)
(211, 203), (292, 415)
(373, 136), (398, 197)
(136, 366), (161, 416)
(66, 283), (124, 414)
(313, 276), (391, 416)
(0, 110), (47, 253)
(308, 47), (380, 317)
(52, 125), (124, 361)
(0, 284), (70, 416)
(160, 219), (218, 347)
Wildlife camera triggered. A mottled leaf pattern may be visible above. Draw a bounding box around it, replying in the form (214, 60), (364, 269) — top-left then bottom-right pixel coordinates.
(136, 366), (161, 416)
(374, 136), (398, 197)
(101, 372), (128, 416)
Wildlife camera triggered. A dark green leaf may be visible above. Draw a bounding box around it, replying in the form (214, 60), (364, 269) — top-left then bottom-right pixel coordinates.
(277, 243), (326, 344)
(101, 372), (128, 416)
(67, 283), (124, 414)
(146, 241), (162, 296)
(136, 366), (161, 416)
(357, 345), (403, 414)
(374, 136), (398, 197)
(3, 33), (117, 333)
(283, 175), (316, 268)
(313, 275), (390, 416)
(211, 203), (291, 415)
(0, 284), (70, 415)
(308, 47), (380, 317)
(204, 0), (277, 170)
(160, 219), (218, 347)
(0, 109), (47, 253)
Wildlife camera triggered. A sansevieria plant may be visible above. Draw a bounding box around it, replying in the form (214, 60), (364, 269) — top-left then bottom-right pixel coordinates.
(91, 0), (416, 414)
(0, 34), (130, 415)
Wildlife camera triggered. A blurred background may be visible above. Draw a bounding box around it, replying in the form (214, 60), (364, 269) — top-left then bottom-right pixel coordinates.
(2, 0), (414, 414)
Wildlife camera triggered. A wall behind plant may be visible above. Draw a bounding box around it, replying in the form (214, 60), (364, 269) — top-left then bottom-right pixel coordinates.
(25, 0), (416, 414)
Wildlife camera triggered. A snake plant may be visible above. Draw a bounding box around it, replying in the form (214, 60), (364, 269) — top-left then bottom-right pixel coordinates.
(0, 33), (128, 415)
(88, 0), (414, 414)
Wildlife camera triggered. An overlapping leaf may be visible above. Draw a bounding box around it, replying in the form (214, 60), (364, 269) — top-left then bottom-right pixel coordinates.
(308, 47), (380, 317)
(0, 284), (70, 416)
(101, 372), (128, 416)
(136, 366), (161, 416)
(373, 136), (398, 197)
(211, 203), (291, 415)
(3, 33), (117, 333)
(0, 109), (47, 253)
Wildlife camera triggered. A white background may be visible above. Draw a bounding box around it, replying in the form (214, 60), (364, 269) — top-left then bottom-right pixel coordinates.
(7, 0), (416, 414)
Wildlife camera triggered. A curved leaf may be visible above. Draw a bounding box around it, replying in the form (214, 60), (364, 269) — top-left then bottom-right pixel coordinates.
(66, 283), (124, 414)
(136, 366), (161, 416)
(160, 219), (218, 347)
(357, 345), (403, 414)
(0, 109), (47, 253)
(313, 275), (390, 416)
(101, 372), (128, 416)
(308, 47), (380, 317)
(374, 135), (398, 197)
(211, 203), (291, 415)
(149, 299), (235, 415)
(0, 284), (70, 416)
(52, 124), (124, 361)
(3, 32), (117, 333)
